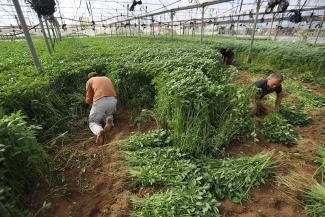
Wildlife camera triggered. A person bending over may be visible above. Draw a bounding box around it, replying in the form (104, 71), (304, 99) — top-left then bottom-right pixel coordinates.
(253, 72), (284, 115)
(85, 72), (117, 145)
(219, 48), (235, 65)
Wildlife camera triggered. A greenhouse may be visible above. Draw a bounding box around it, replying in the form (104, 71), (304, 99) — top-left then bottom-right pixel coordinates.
(0, 0), (324, 216)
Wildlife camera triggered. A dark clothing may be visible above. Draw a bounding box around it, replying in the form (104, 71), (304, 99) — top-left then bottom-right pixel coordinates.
(255, 79), (282, 99)
(219, 48), (235, 65)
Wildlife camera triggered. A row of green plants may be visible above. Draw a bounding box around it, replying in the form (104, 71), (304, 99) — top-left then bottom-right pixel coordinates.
(303, 146), (325, 217)
(120, 130), (274, 216)
(0, 112), (46, 217)
(0, 38), (124, 216)
(199, 36), (325, 82)
(0, 36), (250, 215)
(154, 67), (256, 155)
(237, 63), (325, 87)
(1, 35), (324, 216)
(258, 101), (314, 146)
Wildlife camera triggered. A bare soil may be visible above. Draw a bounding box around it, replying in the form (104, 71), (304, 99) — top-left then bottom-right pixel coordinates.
(32, 107), (155, 217)
(33, 71), (324, 217)
(220, 71), (325, 217)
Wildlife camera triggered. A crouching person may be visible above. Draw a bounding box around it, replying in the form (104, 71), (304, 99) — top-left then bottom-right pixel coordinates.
(252, 72), (284, 115)
(219, 48), (235, 65)
(85, 72), (117, 145)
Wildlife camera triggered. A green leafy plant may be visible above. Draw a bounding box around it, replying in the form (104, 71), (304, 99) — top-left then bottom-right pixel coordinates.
(154, 68), (255, 155)
(303, 183), (325, 217)
(198, 153), (274, 203)
(120, 129), (171, 151)
(126, 147), (195, 187)
(315, 146), (325, 183)
(285, 83), (325, 110)
(0, 112), (46, 217)
(261, 113), (300, 146)
(131, 183), (220, 217)
(279, 103), (312, 126)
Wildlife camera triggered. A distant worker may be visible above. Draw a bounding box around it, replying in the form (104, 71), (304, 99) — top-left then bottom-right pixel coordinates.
(252, 72), (284, 115)
(85, 72), (117, 145)
(219, 48), (235, 65)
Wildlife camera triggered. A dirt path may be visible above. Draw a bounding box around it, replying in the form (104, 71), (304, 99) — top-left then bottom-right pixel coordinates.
(32, 107), (153, 217)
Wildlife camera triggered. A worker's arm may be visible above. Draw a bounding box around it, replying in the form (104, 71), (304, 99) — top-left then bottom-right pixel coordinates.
(274, 92), (284, 112)
(85, 80), (94, 105)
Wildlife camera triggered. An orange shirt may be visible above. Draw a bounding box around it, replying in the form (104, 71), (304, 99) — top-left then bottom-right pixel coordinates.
(85, 76), (117, 104)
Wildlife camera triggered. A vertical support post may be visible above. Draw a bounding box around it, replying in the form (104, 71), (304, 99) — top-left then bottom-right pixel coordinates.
(151, 16), (155, 36)
(192, 21), (195, 37)
(45, 18), (54, 50)
(268, 12), (276, 40)
(129, 22), (132, 37)
(236, 14), (240, 37)
(54, 25), (61, 41)
(188, 23), (190, 35)
(50, 22), (57, 43)
(182, 23), (185, 35)
(212, 19), (215, 36)
(171, 11), (174, 40)
(314, 13), (325, 46)
(247, 0), (261, 63)
(38, 15), (52, 54)
(12, 0), (41, 71)
(201, 5), (205, 43)
(127, 4), (130, 37)
(53, 17), (61, 40)
(138, 19), (141, 35)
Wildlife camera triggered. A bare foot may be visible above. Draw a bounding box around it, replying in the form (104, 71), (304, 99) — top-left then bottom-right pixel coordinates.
(96, 130), (105, 145)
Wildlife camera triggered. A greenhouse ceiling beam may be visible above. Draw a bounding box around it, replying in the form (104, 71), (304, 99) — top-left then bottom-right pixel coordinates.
(167, 15), (324, 25)
(109, 0), (233, 25)
(218, 6), (325, 20)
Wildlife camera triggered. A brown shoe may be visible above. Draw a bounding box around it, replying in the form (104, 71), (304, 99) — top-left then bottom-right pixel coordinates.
(96, 130), (105, 145)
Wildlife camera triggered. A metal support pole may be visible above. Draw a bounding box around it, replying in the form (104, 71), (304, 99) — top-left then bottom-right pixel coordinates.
(12, 0), (41, 71)
(247, 0), (261, 63)
(129, 23), (132, 37)
(200, 6), (205, 43)
(212, 19), (215, 36)
(314, 13), (325, 46)
(54, 25), (60, 41)
(268, 12), (276, 40)
(171, 11), (174, 40)
(50, 22), (57, 43)
(188, 23), (190, 35)
(138, 19), (141, 35)
(38, 16), (52, 54)
(192, 22), (196, 37)
(45, 18), (54, 50)
(151, 16), (155, 36)
(56, 19), (62, 40)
